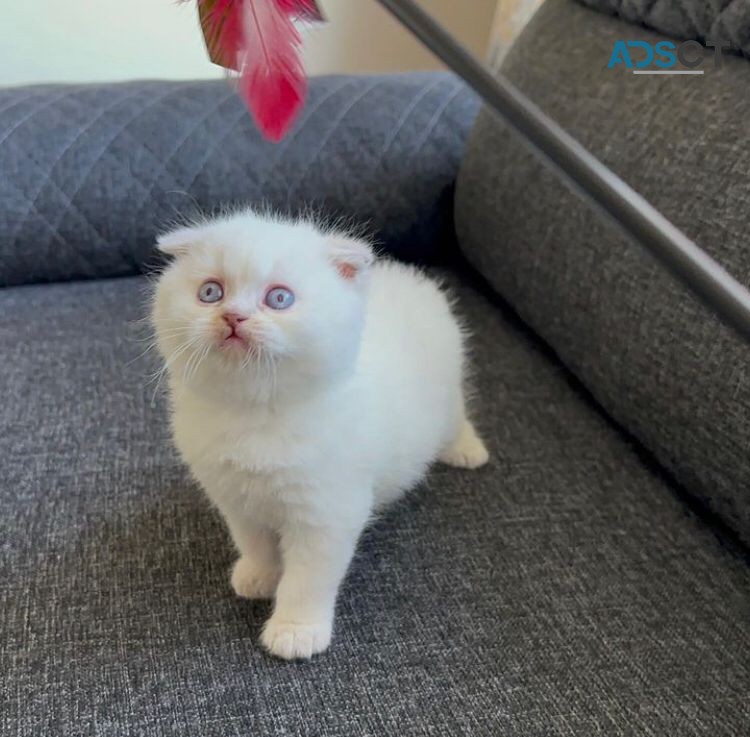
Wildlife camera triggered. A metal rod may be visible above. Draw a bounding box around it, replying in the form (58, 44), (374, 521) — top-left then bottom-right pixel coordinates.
(374, 0), (750, 343)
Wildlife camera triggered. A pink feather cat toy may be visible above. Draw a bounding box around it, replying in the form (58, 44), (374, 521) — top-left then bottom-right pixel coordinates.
(196, 0), (324, 141)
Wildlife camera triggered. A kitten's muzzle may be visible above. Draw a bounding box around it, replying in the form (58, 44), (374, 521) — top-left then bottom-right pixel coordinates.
(220, 311), (252, 349)
(222, 312), (249, 329)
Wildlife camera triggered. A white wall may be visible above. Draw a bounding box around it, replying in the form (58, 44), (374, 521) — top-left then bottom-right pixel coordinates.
(1, 2), (223, 86)
(0, 0), (497, 87)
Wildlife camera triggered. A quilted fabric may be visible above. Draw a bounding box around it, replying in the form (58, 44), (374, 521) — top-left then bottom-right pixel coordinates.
(0, 74), (478, 287)
(1, 272), (748, 736)
(456, 0), (750, 543)
(578, 0), (750, 56)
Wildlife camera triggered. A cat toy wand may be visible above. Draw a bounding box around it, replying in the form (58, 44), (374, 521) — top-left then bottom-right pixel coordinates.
(373, 0), (750, 344)
(196, 0), (750, 343)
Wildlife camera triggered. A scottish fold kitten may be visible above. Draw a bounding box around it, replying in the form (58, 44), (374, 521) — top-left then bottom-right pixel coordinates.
(151, 210), (488, 660)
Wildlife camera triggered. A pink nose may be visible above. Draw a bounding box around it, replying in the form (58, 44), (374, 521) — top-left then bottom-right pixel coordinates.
(222, 312), (248, 328)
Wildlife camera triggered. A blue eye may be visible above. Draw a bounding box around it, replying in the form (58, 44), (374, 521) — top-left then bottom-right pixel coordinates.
(265, 286), (295, 310)
(198, 280), (223, 303)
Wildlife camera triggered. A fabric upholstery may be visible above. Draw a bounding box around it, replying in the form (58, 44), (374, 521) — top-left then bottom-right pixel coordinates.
(1, 272), (748, 736)
(455, 0), (750, 545)
(0, 73), (478, 287)
(578, 0), (750, 57)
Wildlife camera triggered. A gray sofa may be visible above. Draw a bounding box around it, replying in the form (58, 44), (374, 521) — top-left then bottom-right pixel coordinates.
(2, 2), (748, 735)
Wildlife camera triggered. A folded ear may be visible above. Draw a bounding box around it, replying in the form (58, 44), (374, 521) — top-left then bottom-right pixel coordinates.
(156, 226), (200, 257)
(328, 235), (374, 281)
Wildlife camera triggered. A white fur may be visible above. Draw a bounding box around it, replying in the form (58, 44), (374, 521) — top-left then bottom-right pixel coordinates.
(151, 210), (488, 660)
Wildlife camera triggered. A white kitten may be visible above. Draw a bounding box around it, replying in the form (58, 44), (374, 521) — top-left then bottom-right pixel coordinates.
(151, 210), (488, 660)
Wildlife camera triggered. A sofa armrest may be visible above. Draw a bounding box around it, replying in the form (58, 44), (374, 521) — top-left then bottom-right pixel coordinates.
(455, 0), (750, 544)
(0, 73), (478, 286)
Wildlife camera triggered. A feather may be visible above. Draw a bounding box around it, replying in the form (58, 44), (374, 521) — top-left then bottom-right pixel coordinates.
(275, 0), (325, 22)
(196, 0), (316, 141)
(197, 0), (243, 70)
(237, 0), (307, 142)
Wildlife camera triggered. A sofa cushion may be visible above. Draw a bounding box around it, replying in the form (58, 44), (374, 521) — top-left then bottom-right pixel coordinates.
(1, 272), (748, 736)
(0, 73), (477, 287)
(455, 0), (750, 545)
(578, 0), (750, 57)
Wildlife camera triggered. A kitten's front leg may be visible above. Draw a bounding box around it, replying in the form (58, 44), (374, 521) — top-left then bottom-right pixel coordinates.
(261, 520), (365, 660)
(224, 516), (282, 600)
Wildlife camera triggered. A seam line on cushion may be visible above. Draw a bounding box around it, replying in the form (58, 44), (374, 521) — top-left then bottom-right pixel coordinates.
(409, 84), (465, 156)
(380, 77), (445, 157)
(0, 87), (50, 121)
(158, 91), (254, 206)
(252, 78), (355, 196)
(713, 0), (747, 50)
(0, 88), (78, 149)
(283, 79), (386, 200)
(8, 87), (164, 278)
(130, 86), (239, 226)
(43, 86), (200, 275)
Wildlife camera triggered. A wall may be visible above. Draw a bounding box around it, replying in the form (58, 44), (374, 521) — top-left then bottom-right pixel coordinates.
(0, 1), (497, 87)
(489, 0), (545, 66)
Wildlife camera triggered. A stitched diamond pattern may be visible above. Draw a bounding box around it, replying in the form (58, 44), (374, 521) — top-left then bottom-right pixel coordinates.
(578, 0), (750, 55)
(0, 75), (478, 287)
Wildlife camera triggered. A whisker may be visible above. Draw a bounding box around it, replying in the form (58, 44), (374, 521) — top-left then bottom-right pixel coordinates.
(148, 335), (203, 399)
(187, 343), (211, 385)
(126, 341), (161, 367)
(181, 340), (209, 385)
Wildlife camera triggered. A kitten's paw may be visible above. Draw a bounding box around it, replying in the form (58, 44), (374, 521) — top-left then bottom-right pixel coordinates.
(260, 616), (333, 660)
(230, 556), (281, 600)
(439, 420), (489, 469)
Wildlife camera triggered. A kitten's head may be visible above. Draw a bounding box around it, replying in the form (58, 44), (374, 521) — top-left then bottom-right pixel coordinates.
(151, 210), (373, 403)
